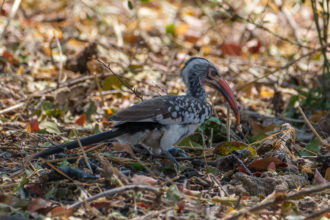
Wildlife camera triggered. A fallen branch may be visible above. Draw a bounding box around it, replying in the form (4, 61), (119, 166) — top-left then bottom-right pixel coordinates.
(226, 182), (330, 220)
(297, 105), (330, 149)
(305, 206), (330, 220)
(69, 185), (161, 209)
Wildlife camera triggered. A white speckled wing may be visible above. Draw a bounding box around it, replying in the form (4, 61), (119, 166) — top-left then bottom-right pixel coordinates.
(110, 95), (212, 125)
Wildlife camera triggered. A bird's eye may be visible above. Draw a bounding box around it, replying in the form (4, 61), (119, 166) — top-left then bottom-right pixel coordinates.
(208, 68), (218, 78)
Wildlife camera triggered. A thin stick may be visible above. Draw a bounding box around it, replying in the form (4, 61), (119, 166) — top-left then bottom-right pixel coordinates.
(93, 73), (106, 106)
(54, 31), (66, 84)
(39, 158), (75, 182)
(305, 206), (330, 220)
(226, 104), (231, 141)
(297, 105), (330, 149)
(73, 129), (93, 173)
(69, 185), (161, 209)
(0, 0), (21, 40)
(225, 182), (330, 220)
(0, 102), (24, 114)
(97, 58), (143, 101)
(238, 43), (330, 90)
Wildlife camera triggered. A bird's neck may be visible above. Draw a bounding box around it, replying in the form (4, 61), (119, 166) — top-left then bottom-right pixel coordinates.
(186, 79), (207, 101)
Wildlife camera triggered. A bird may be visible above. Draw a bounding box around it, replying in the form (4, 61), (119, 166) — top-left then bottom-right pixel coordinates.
(30, 57), (240, 166)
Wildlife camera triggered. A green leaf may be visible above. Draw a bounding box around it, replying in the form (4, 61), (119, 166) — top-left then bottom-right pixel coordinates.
(141, 0), (150, 3)
(102, 75), (123, 90)
(128, 0), (134, 9)
(39, 121), (61, 134)
(166, 184), (182, 203)
(166, 24), (175, 37)
(214, 141), (257, 156)
(56, 188), (69, 200)
(42, 101), (63, 117)
(206, 166), (219, 175)
(299, 138), (320, 156)
(46, 186), (57, 199)
(58, 160), (71, 167)
(125, 162), (146, 171)
(85, 101), (97, 122)
(14, 177), (29, 193)
(42, 101), (54, 111)
(177, 137), (202, 148)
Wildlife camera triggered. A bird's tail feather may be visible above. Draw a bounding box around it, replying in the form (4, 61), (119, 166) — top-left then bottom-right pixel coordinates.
(31, 129), (122, 159)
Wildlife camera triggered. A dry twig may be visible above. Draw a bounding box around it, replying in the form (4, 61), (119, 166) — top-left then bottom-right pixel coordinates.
(97, 58), (143, 101)
(239, 42), (330, 90)
(69, 185), (161, 209)
(226, 182), (330, 220)
(297, 105), (330, 149)
(0, 0), (21, 40)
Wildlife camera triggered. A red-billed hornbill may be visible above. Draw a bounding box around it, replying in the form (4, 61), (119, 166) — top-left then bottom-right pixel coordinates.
(31, 57), (240, 166)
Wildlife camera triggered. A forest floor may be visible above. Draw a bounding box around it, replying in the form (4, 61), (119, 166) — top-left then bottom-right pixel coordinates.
(0, 0), (329, 219)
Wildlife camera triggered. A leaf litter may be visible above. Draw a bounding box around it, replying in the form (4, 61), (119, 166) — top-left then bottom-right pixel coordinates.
(0, 0), (329, 219)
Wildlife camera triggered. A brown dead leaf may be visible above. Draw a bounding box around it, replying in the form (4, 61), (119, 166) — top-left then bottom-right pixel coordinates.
(132, 174), (157, 186)
(221, 42), (242, 56)
(75, 114), (86, 126)
(27, 198), (52, 212)
(314, 169), (328, 185)
(112, 142), (134, 154)
(248, 157), (285, 171)
(325, 167), (330, 182)
(49, 206), (74, 218)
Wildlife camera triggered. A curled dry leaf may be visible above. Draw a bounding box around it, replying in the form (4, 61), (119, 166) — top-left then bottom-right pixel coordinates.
(131, 174), (157, 186)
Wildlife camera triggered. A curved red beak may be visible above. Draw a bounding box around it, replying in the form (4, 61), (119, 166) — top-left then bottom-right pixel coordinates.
(205, 76), (240, 124)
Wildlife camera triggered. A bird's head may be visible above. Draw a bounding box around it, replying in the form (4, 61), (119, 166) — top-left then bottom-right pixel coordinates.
(181, 57), (240, 124)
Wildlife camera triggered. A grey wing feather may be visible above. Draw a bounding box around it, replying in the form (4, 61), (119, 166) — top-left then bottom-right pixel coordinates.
(110, 96), (172, 122)
(110, 95), (212, 125)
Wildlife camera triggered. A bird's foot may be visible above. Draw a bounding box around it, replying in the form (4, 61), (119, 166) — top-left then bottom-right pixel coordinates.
(168, 147), (188, 158)
(131, 144), (152, 155)
(164, 150), (179, 168)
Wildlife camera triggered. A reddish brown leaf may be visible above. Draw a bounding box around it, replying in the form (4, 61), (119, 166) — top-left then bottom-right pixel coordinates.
(247, 39), (262, 54)
(24, 184), (44, 197)
(137, 201), (152, 208)
(30, 117), (40, 132)
(75, 114), (86, 126)
(27, 198), (51, 212)
(90, 201), (111, 208)
(221, 42), (242, 56)
(248, 157), (285, 171)
(177, 201), (185, 212)
(3, 50), (18, 64)
(49, 206), (74, 218)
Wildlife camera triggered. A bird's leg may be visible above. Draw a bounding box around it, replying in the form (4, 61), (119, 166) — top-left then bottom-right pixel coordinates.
(168, 147), (188, 158)
(164, 149), (179, 167)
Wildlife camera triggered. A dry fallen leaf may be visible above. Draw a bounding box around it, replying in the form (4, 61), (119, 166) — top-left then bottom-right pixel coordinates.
(132, 174), (157, 186)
